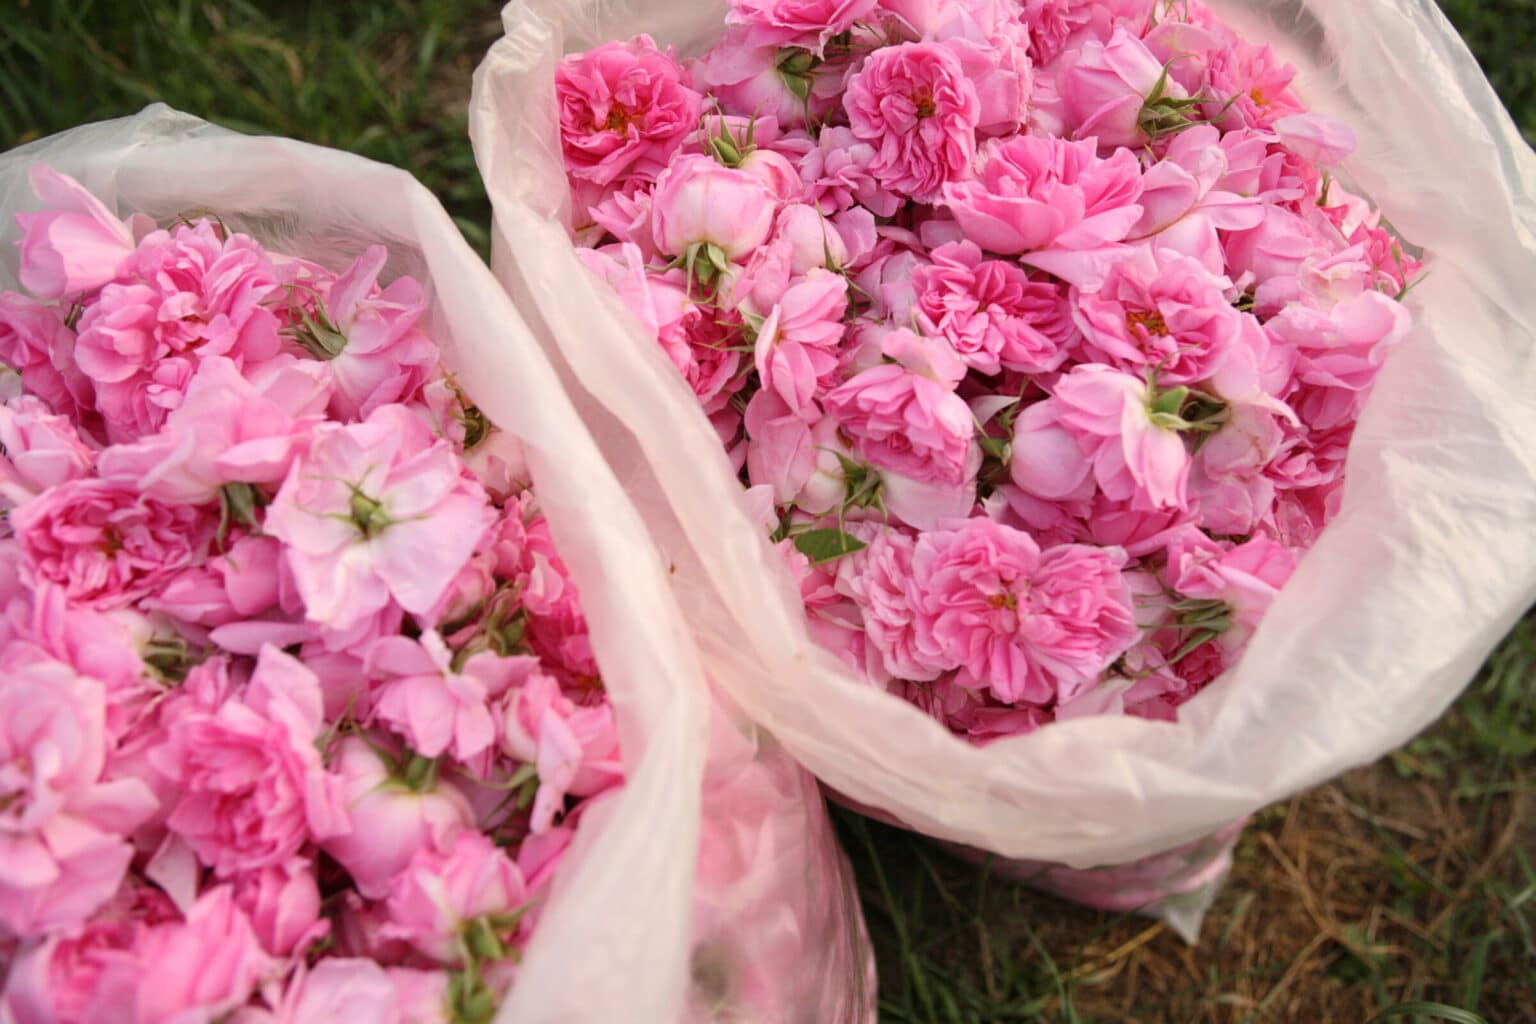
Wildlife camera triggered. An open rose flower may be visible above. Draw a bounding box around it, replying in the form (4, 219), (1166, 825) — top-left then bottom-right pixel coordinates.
(726, 0), (877, 55)
(913, 240), (1072, 374)
(501, 671), (625, 834)
(823, 355), (976, 487)
(0, 394), (96, 508)
(908, 518), (1138, 704)
(14, 164), (137, 300)
(382, 829), (530, 965)
(557, 35), (703, 188)
(843, 42), (981, 202)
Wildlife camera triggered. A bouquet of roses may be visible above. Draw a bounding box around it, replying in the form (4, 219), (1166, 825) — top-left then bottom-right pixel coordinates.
(469, 0), (1536, 931)
(0, 108), (873, 1023)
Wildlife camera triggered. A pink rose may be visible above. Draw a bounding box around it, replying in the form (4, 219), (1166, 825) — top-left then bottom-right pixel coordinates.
(264, 405), (494, 632)
(843, 42), (980, 202)
(879, 0), (1035, 136)
(796, 126), (903, 217)
(1072, 247), (1241, 385)
(74, 220), (286, 441)
(501, 672), (624, 834)
(306, 246), (441, 422)
(1041, 27), (1182, 150)
(382, 829), (529, 965)
(650, 154), (778, 260)
(690, 28), (841, 129)
(753, 267), (848, 412)
(556, 35), (703, 188)
(368, 631), (527, 763)
(233, 856), (326, 956)
(96, 354), (329, 504)
(0, 394), (96, 507)
(321, 736), (475, 900)
(834, 526), (944, 682)
(0, 654), (157, 938)
(148, 646), (350, 877)
(1011, 366), (1193, 511)
(1020, 0), (1154, 65)
(726, 0), (877, 55)
(908, 518), (1137, 704)
(487, 500), (597, 683)
(1201, 41), (1304, 131)
(823, 356), (976, 487)
(0, 293), (96, 426)
(913, 240), (1071, 374)
(241, 959), (403, 1024)
(1268, 290), (1409, 393)
(92, 886), (272, 1024)
(940, 135), (1143, 275)
(15, 164), (136, 299)
(10, 477), (213, 610)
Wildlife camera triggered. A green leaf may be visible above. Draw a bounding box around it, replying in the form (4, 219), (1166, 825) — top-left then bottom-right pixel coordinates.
(793, 527), (867, 565)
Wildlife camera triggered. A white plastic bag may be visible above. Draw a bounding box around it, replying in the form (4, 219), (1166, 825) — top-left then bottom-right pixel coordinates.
(0, 105), (874, 1023)
(468, 0), (1536, 933)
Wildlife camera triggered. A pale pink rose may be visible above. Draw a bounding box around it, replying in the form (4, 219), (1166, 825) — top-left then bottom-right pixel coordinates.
(10, 477), (213, 610)
(148, 646), (349, 877)
(796, 126), (903, 217)
(690, 28), (840, 130)
(556, 35), (703, 188)
(1268, 290), (1410, 393)
(241, 959), (403, 1024)
(908, 518), (1137, 704)
(651, 154), (778, 260)
(1201, 41), (1304, 130)
(843, 42), (980, 202)
(501, 672), (624, 834)
(0, 654), (157, 938)
(15, 164), (136, 299)
(1040, 27), (1184, 150)
(96, 354), (329, 504)
(726, 0), (877, 55)
(1012, 366), (1193, 511)
(0, 394), (96, 507)
(1072, 247), (1240, 384)
(835, 525), (944, 682)
(321, 735), (475, 899)
(745, 390), (829, 510)
(310, 246), (440, 422)
(753, 267), (848, 412)
(771, 204), (849, 275)
(581, 179), (658, 259)
(388, 969), (451, 1024)
(738, 147), (804, 204)
(368, 631), (528, 763)
(382, 829), (529, 965)
(1166, 533), (1297, 652)
(0, 293), (97, 427)
(1, 912), (138, 1023)
(233, 856), (326, 956)
(264, 405), (494, 632)
(940, 135), (1143, 268)
(147, 533), (285, 628)
(74, 220), (285, 440)
(92, 885), (272, 1024)
(1129, 125), (1263, 242)
(913, 240), (1071, 374)
(823, 358), (975, 487)
(1273, 113), (1356, 166)
(1222, 205), (1322, 314)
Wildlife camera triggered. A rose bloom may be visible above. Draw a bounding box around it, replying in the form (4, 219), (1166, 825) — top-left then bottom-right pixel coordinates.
(908, 518), (1138, 705)
(557, 35), (703, 188)
(843, 42), (981, 202)
(834, 525), (943, 683)
(690, 27), (841, 130)
(650, 154), (778, 260)
(941, 134), (1143, 258)
(382, 829), (530, 965)
(0, 292), (97, 427)
(14, 164), (137, 300)
(822, 358), (976, 487)
(148, 647), (350, 878)
(913, 241), (1072, 375)
(0, 394), (96, 508)
(1072, 247), (1241, 385)
(1202, 41), (1305, 131)
(264, 404), (494, 633)
(10, 477), (213, 611)
(1040, 27), (1183, 150)
(726, 0), (877, 55)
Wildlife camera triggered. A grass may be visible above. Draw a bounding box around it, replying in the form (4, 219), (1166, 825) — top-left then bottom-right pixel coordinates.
(3, 2), (1534, 1021)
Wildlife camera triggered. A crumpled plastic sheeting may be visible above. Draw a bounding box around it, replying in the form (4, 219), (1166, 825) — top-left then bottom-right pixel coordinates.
(0, 107), (875, 1023)
(468, 0), (1536, 931)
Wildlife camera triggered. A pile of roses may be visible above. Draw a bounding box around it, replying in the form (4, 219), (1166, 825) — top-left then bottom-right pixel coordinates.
(0, 166), (623, 1023)
(557, 0), (1418, 741)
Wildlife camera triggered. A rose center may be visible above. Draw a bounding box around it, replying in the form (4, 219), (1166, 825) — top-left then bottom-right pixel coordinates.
(348, 488), (393, 539)
(99, 527), (124, 556)
(987, 591), (1018, 611)
(599, 106), (636, 133)
(1126, 308), (1169, 337)
(913, 90), (937, 119)
(1249, 87), (1269, 107)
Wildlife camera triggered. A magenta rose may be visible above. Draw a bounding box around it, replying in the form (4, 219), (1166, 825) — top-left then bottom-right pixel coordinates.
(556, 35), (703, 188)
(913, 240), (1073, 375)
(10, 477), (213, 611)
(843, 42), (981, 202)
